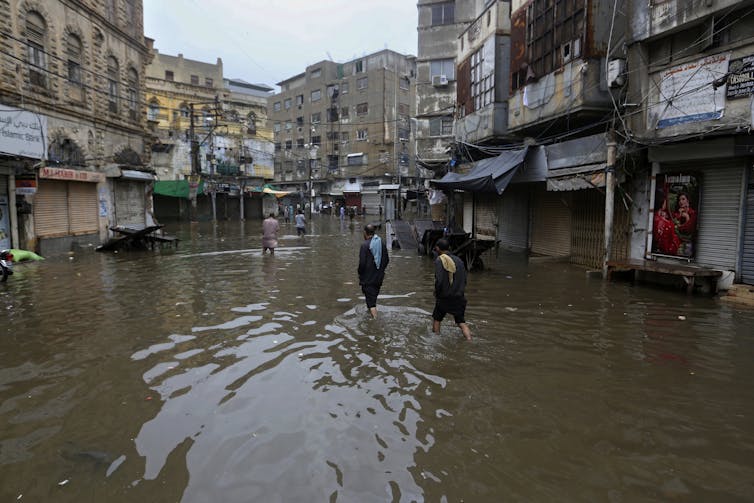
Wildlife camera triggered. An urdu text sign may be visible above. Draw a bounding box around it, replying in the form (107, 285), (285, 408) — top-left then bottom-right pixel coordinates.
(0, 105), (48, 159)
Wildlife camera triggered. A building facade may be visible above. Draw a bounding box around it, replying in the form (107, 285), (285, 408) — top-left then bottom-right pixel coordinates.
(416, 0), (478, 175)
(0, 0), (154, 255)
(624, 0), (754, 287)
(268, 50), (416, 217)
(144, 50), (275, 221)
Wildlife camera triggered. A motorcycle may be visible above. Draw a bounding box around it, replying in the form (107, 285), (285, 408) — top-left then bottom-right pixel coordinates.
(0, 250), (13, 282)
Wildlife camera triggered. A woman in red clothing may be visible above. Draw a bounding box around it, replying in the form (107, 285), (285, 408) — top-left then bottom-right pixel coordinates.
(653, 197), (680, 255)
(672, 192), (697, 256)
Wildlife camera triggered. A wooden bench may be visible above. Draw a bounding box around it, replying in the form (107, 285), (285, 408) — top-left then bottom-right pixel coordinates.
(607, 259), (722, 295)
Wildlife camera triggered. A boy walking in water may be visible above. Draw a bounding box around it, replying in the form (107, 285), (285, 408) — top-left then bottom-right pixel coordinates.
(294, 209), (306, 236)
(358, 224), (389, 318)
(432, 238), (472, 341)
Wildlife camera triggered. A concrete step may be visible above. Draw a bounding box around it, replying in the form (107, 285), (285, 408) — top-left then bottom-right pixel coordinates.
(721, 284), (754, 306)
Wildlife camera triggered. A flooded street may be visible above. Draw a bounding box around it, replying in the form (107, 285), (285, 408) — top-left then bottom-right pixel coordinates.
(1, 215), (754, 502)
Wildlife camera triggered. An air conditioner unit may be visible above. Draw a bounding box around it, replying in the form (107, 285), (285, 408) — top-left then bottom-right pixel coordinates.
(432, 75), (449, 87)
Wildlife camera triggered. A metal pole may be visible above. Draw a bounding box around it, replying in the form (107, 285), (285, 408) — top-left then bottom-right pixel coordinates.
(603, 131), (617, 278)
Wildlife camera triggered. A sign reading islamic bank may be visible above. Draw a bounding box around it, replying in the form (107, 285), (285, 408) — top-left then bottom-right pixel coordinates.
(0, 104), (48, 159)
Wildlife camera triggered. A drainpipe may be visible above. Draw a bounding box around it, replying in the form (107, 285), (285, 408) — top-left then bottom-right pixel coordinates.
(603, 131), (617, 278)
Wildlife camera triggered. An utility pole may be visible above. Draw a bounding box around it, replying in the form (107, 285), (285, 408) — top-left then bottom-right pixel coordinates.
(189, 103), (200, 221)
(603, 130), (617, 278)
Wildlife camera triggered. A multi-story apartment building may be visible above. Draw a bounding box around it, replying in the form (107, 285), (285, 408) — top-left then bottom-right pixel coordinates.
(268, 49), (416, 216)
(0, 0), (154, 255)
(416, 0), (478, 175)
(145, 50), (274, 221)
(623, 0), (754, 287)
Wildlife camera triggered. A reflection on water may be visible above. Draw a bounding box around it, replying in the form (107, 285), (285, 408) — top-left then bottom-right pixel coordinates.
(1, 217), (754, 502)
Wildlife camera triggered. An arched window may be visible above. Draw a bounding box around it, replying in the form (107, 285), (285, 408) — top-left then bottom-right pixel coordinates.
(147, 98), (160, 121)
(247, 112), (257, 135)
(179, 102), (190, 118)
(26, 11), (47, 87)
(127, 68), (139, 120)
(66, 34), (82, 85)
(107, 56), (119, 113)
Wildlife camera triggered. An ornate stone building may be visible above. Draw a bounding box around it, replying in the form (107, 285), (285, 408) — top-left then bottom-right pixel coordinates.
(0, 0), (154, 255)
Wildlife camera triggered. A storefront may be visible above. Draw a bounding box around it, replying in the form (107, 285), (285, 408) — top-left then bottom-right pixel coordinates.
(114, 169), (154, 227)
(0, 172), (10, 249)
(647, 138), (749, 282)
(743, 164), (754, 285)
(33, 167), (103, 255)
(537, 133), (629, 268)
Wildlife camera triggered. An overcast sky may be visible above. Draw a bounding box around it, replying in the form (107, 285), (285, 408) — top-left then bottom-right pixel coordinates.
(143, 0), (418, 90)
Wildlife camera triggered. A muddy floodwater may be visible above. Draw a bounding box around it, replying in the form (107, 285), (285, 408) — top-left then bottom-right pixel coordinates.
(1, 215), (754, 502)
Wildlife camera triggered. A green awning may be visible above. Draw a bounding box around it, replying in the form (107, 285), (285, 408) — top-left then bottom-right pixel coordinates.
(154, 179), (205, 199)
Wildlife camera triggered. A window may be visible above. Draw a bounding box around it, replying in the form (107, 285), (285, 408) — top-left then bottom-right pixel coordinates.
(165, 70), (174, 81)
(285, 140), (292, 150)
(328, 155), (339, 171)
(341, 132), (349, 142)
(311, 68), (321, 78)
(107, 56), (119, 113)
(431, 2), (455, 25)
(341, 106), (350, 118)
(348, 154), (364, 166)
(285, 121), (292, 130)
(327, 84), (339, 99)
(66, 34), (82, 85)
(430, 59), (456, 80)
(284, 98), (292, 109)
(527, 0), (585, 78)
(355, 60), (364, 73)
(357, 129), (368, 141)
(400, 76), (410, 90)
(205, 77), (213, 87)
(341, 82), (349, 94)
(106, 0), (116, 22)
(26, 12), (47, 87)
(191, 74), (199, 85)
(127, 68), (139, 120)
(247, 112), (257, 134)
(296, 94), (304, 105)
(311, 112), (321, 123)
(356, 103), (368, 116)
(296, 116), (304, 126)
(274, 122), (281, 132)
(124, 0), (136, 33)
(357, 76), (368, 90)
(148, 98), (160, 121)
(311, 89), (321, 102)
(327, 107), (339, 122)
(327, 131), (339, 141)
(180, 102), (190, 118)
(471, 43), (495, 110)
(274, 142), (281, 151)
(311, 135), (321, 146)
(273, 101), (281, 112)
(399, 103), (410, 115)
(297, 138), (305, 149)
(429, 117), (453, 136)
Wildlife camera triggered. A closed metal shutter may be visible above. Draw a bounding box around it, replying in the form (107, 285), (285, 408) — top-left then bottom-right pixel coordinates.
(475, 193), (497, 240)
(68, 182), (98, 235)
(662, 160), (743, 271)
(742, 165), (754, 284)
(361, 191), (380, 214)
(531, 187), (571, 257)
(0, 175), (9, 249)
(115, 180), (146, 226)
(34, 180), (69, 237)
(571, 190), (605, 268)
(497, 184), (529, 251)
